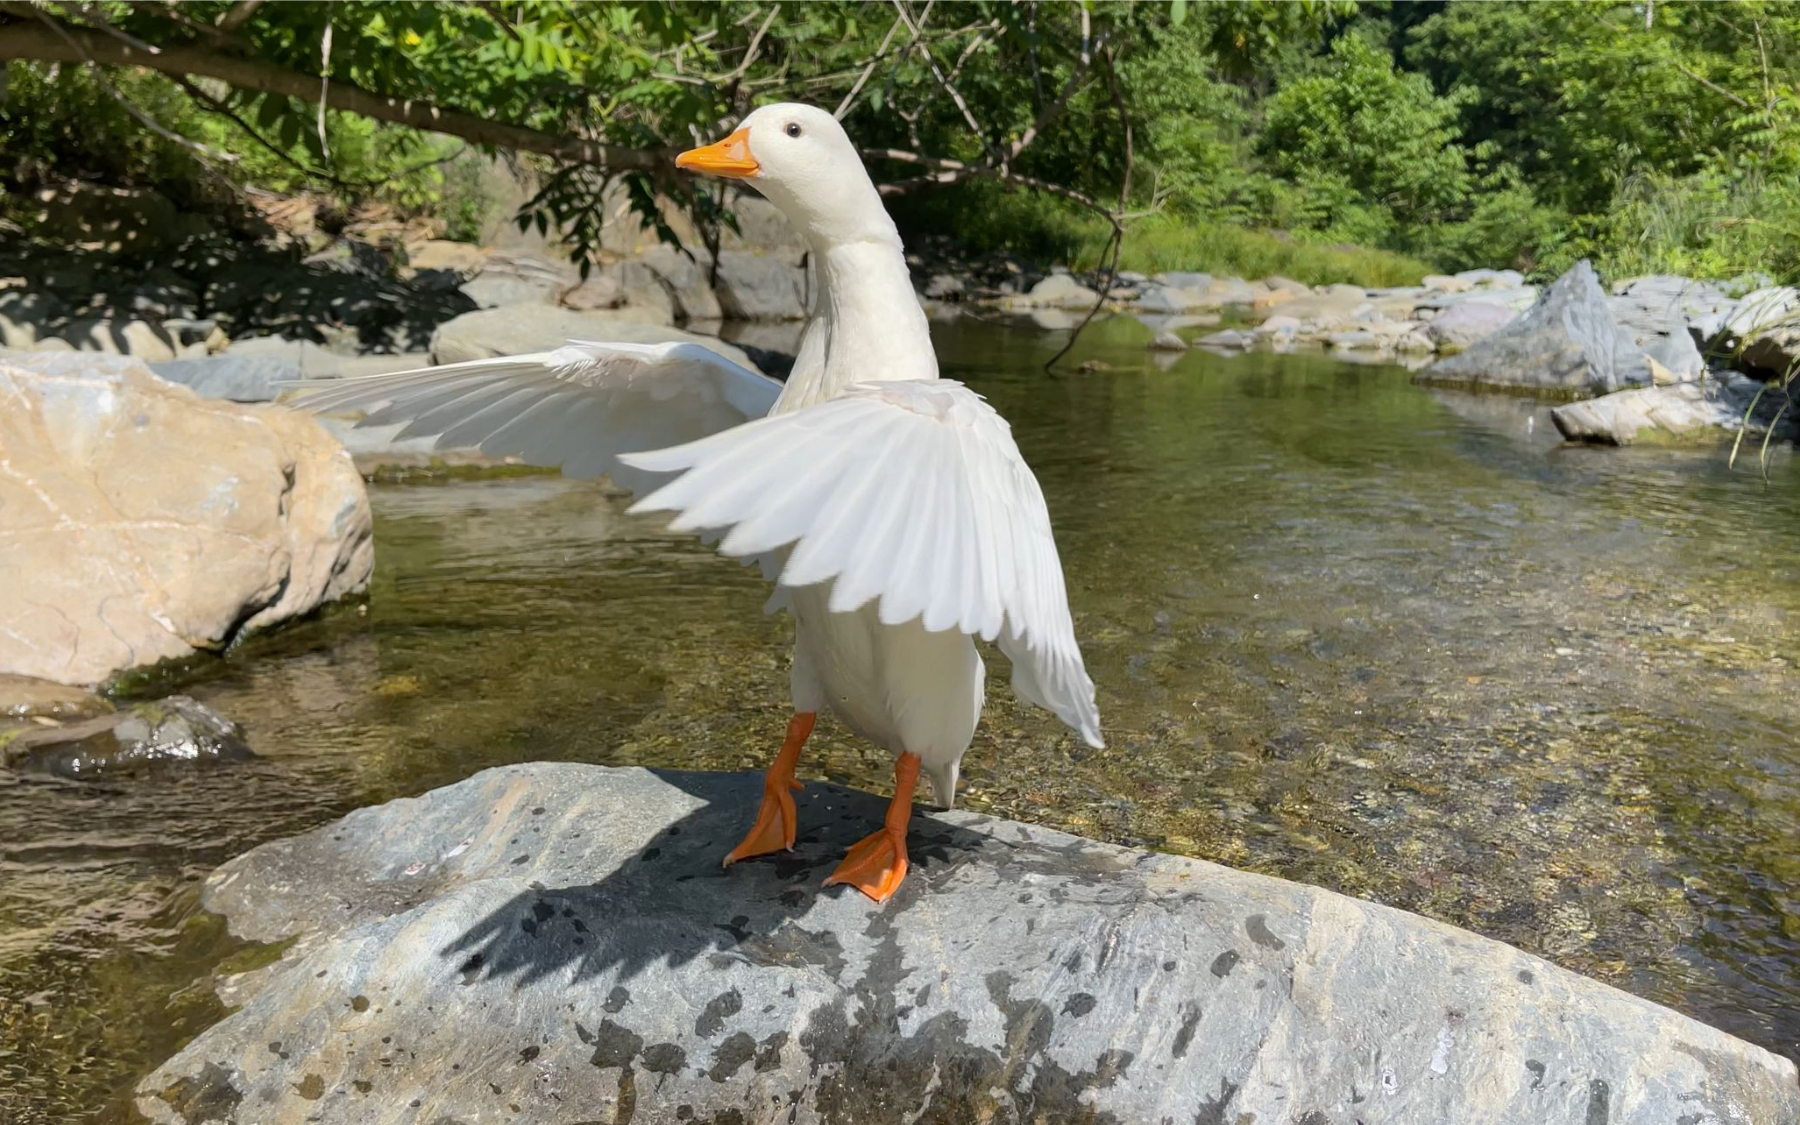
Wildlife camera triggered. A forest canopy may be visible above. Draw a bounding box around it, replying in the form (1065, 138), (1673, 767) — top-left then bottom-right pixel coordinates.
(2, 0), (1796, 283)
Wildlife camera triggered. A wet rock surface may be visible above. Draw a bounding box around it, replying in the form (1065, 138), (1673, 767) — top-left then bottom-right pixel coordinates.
(3, 695), (251, 778)
(138, 763), (1797, 1125)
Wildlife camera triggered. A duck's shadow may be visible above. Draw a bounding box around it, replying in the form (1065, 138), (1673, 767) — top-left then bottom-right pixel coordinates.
(440, 769), (987, 988)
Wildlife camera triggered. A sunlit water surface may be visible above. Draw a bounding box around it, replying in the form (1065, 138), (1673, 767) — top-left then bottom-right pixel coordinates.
(5, 317), (1800, 1119)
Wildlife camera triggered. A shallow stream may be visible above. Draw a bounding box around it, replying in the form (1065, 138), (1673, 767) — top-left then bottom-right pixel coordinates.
(4, 317), (1799, 1119)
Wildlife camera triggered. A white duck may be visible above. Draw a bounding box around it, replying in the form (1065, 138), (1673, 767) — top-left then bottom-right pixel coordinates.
(297, 103), (1103, 902)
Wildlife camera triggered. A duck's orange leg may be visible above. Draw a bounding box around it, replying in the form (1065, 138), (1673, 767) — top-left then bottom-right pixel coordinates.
(723, 712), (815, 866)
(824, 752), (920, 904)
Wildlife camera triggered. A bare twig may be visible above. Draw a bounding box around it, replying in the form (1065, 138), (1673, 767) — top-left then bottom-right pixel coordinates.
(47, 0), (160, 54)
(891, 0), (990, 154)
(172, 75), (322, 179)
(317, 16), (332, 161)
(1044, 47), (1132, 374)
(474, 0), (524, 45)
(216, 0), (264, 33)
(835, 13), (905, 118)
(125, 0), (236, 45)
(1009, 30), (1108, 166)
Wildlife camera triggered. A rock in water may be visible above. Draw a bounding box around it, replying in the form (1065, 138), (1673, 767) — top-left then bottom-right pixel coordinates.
(0, 353), (372, 686)
(136, 764), (1796, 1125)
(3, 695), (251, 777)
(1550, 374), (1777, 445)
(1421, 261), (1652, 395)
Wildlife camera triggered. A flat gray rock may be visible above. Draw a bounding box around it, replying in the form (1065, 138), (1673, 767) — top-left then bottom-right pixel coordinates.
(137, 763), (1796, 1125)
(1551, 373), (1787, 446)
(149, 355), (301, 402)
(1422, 261), (1651, 396)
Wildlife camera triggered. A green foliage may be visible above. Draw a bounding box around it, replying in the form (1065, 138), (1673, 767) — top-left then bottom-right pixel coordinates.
(1261, 35), (1474, 229)
(896, 185), (1434, 287)
(4, 0), (1799, 285)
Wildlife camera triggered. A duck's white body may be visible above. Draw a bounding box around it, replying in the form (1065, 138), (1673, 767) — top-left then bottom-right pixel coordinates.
(776, 229), (980, 804)
(296, 102), (1100, 900)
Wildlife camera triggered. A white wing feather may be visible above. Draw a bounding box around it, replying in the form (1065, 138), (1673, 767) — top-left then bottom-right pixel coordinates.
(621, 379), (1103, 748)
(288, 340), (782, 494)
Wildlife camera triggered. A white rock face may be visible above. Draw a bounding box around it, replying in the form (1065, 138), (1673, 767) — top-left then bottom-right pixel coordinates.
(1550, 374), (1773, 445)
(135, 764), (1800, 1125)
(1017, 272), (1103, 310)
(0, 353), (373, 686)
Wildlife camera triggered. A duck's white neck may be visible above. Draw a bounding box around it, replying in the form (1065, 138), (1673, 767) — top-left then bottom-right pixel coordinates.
(772, 229), (937, 415)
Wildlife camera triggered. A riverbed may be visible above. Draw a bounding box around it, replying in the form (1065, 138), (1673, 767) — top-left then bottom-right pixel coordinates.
(4, 316), (1798, 1119)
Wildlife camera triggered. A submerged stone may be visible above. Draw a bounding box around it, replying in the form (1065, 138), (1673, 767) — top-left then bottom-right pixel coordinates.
(136, 764), (1797, 1125)
(4, 695), (251, 778)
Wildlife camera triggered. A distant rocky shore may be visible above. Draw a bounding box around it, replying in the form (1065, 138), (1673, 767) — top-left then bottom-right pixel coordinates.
(4, 181), (1797, 452)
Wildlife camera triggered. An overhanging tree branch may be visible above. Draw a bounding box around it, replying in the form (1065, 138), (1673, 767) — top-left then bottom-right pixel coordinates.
(0, 20), (666, 171)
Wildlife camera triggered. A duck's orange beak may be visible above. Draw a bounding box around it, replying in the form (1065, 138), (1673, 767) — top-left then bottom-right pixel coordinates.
(675, 127), (759, 179)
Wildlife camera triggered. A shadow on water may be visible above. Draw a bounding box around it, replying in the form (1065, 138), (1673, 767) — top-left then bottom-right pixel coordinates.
(439, 770), (984, 988)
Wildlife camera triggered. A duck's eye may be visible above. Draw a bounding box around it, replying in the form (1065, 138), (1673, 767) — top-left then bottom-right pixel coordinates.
(784, 123), (802, 138)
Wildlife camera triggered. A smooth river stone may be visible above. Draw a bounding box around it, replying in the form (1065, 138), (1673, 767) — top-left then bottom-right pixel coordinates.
(136, 763), (1798, 1125)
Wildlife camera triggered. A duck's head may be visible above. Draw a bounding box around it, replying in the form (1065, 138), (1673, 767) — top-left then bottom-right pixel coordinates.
(676, 102), (896, 249)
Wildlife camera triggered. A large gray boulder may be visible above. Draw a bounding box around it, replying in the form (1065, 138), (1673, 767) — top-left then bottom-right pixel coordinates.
(428, 305), (764, 372)
(1704, 286), (1800, 378)
(713, 251), (810, 320)
(1425, 301), (1518, 353)
(1422, 261), (1652, 395)
(136, 763), (1796, 1125)
(458, 253), (575, 308)
(1607, 275), (1735, 345)
(637, 244), (725, 321)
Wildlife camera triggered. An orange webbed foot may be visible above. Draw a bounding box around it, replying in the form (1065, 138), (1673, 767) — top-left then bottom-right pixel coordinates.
(721, 712), (814, 868)
(722, 774), (804, 866)
(823, 827), (909, 903)
(823, 751), (920, 904)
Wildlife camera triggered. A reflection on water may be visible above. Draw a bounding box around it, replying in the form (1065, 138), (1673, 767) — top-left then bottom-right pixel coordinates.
(4, 316), (1800, 1118)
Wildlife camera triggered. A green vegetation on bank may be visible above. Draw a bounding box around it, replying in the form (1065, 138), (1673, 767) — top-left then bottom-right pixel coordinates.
(2, 1), (1797, 287)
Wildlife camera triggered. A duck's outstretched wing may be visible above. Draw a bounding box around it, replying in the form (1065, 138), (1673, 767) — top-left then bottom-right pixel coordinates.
(620, 379), (1103, 748)
(287, 341), (782, 493)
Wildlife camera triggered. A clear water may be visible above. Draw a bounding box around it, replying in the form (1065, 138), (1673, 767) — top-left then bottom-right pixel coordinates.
(4, 316), (1800, 1120)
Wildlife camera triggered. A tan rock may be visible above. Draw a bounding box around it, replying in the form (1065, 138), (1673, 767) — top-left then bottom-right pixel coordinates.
(405, 239), (490, 276)
(0, 353), (373, 686)
(0, 673), (113, 721)
(48, 318), (178, 363)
